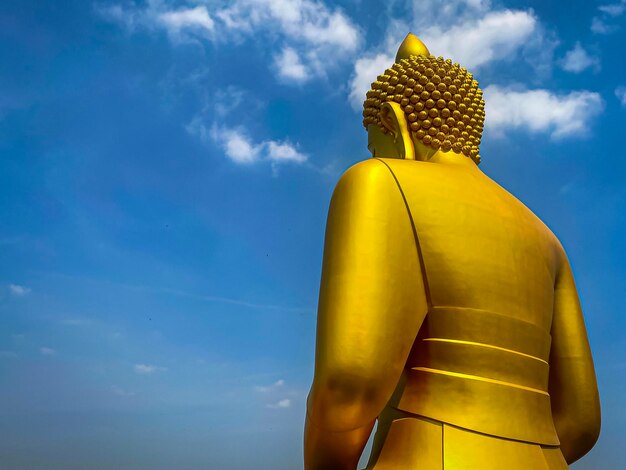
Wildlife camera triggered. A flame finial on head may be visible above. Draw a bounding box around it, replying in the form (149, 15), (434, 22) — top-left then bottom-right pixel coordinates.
(395, 33), (430, 62)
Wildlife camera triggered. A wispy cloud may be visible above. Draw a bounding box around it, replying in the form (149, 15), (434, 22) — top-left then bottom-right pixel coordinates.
(559, 179), (578, 195)
(134, 363), (167, 375)
(599, 3), (626, 16)
(100, 0), (360, 82)
(40, 347), (56, 356)
(213, 87), (254, 118)
(186, 85), (307, 170)
(254, 379), (285, 393)
(484, 86), (604, 139)
(54, 314), (129, 346)
(0, 350), (18, 358)
(421, 10), (538, 70)
(591, 1), (626, 34)
(97, 3), (141, 31)
(212, 0), (360, 80)
(158, 5), (215, 40)
(208, 126), (261, 165)
(254, 379), (296, 409)
(591, 17), (617, 34)
(349, 0), (554, 109)
(8, 284), (31, 296)
(39, 272), (311, 314)
(266, 141), (308, 164)
(346, 2), (604, 140)
(616, 86), (626, 106)
(274, 47), (309, 82)
(156, 285), (311, 313)
(559, 42), (600, 73)
(267, 398), (291, 409)
(187, 121), (308, 167)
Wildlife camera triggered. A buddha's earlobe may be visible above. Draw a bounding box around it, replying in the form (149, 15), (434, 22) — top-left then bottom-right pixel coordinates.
(380, 102), (415, 160)
(379, 104), (398, 137)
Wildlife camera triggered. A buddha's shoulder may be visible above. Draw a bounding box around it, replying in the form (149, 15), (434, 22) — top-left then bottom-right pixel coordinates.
(336, 158), (482, 199)
(338, 158), (438, 185)
(330, 159), (410, 214)
(339, 158), (391, 179)
(337, 157), (525, 197)
(378, 157), (470, 180)
(334, 158), (398, 192)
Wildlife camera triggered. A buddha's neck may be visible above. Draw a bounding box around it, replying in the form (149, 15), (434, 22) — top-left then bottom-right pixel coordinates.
(428, 150), (478, 169)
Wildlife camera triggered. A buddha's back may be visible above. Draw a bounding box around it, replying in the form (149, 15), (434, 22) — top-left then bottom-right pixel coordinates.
(304, 33), (600, 470)
(365, 158), (568, 469)
(383, 157), (560, 323)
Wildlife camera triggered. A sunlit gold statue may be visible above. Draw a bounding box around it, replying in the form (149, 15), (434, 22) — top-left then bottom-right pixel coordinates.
(304, 34), (600, 469)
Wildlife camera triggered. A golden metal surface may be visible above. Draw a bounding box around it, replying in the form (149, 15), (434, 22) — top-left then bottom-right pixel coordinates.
(305, 33), (600, 469)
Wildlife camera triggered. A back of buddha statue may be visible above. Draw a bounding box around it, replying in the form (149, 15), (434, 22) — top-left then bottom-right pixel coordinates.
(381, 157), (561, 326)
(365, 157), (567, 469)
(305, 33), (599, 470)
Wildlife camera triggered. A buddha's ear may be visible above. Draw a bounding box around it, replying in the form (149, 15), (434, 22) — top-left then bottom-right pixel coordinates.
(379, 102), (415, 160)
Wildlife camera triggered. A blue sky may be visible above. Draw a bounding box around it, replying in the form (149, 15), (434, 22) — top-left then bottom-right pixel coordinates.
(0, 0), (625, 468)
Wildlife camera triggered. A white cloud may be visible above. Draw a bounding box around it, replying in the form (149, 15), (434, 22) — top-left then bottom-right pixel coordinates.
(349, 52), (394, 109)
(213, 87), (248, 117)
(591, 1), (625, 33)
(40, 347), (56, 356)
(484, 85), (604, 139)
(559, 42), (600, 73)
(134, 363), (167, 375)
(217, 0), (359, 50)
(267, 141), (307, 164)
(349, 2), (552, 110)
(267, 398), (291, 409)
(9, 284), (30, 296)
(422, 10), (537, 70)
(188, 121), (308, 167)
(102, 0), (359, 82)
(255, 380), (294, 408)
(599, 3), (626, 16)
(158, 6), (215, 37)
(408, 0), (493, 28)
(254, 379), (285, 393)
(98, 4), (142, 31)
(212, 127), (262, 165)
(616, 87), (626, 106)
(275, 47), (309, 82)
(591, 17), (617, 34)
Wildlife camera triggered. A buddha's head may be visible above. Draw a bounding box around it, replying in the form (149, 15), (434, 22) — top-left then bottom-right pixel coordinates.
(364, 33), (485, 164)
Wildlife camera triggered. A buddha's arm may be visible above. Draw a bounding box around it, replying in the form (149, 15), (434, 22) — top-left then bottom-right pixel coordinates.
(549, 253), (601, 464)
(304, 159), (428, 470)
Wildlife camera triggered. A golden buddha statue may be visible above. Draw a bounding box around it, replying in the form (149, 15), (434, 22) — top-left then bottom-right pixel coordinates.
(304, 34), (600, 469)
